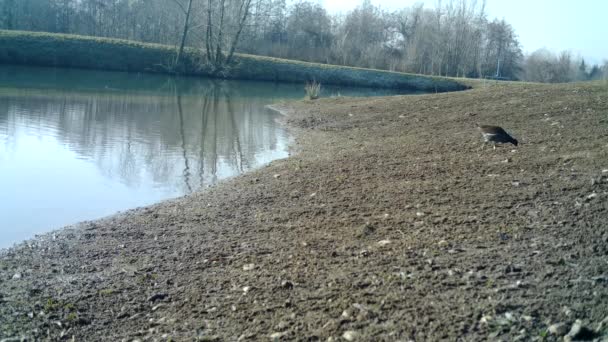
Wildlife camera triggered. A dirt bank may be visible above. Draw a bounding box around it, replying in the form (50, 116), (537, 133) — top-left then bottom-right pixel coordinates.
(1, 81), (607, 341)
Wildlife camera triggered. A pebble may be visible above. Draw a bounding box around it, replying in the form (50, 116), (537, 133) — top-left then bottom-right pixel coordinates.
(359, 223), (375, 236)
(152, 304), (165, 311)
(566, 319), (597, 340)
(342, 331), (358, 341)
(480, 315), (492, 324)
(147, 293), (168, 302)
(243, 264), (255, 271)
(273, 174), (281, 179)
(597, 316), (608, 333)
(586, 193), (598, 201)
(416, 212), (425, 217)
(12, 273), (22, 280)
(548, 323), (568, 336)
(280, 280), (294, 289)
(437, 240), (449, 247)
(377, 240), (391, 246)
(243, 286), (252, 293)
(269, 332), (287, 339)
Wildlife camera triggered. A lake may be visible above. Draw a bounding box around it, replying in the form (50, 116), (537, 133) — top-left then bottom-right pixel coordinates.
(0, 65), (410, 249)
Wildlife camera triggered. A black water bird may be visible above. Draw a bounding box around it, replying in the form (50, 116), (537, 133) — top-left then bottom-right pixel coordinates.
(477, 124), (518, 149)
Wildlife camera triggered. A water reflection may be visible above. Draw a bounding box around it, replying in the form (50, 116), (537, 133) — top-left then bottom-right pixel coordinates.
(0, 68), (294, 247)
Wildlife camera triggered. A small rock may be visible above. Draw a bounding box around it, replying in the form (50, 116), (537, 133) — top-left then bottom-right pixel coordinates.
(480, 315), (492, 324)
(270, 332), (287, 339)
(505, 264), (522, 273)
(548, 323), (568, 336)
(586, 193), (598, 201)
(358, 223), (375, 236)
(280, 280), (294, 289)
(597, 316), (608, 332)
(566, 319), (597, 340)
(243, 286), (252, 293)
(275, 320), (290, 330)
(377, 240), (391, 246)
(273, 174), (281, 179)
(147, 293), (168, 302)
(416, 212), (425, 217)
(602, 169), (608, 174)
(341, 310), (351, 319)
(521, 315), (533, 322)
(342, 330), (358, 341)
(243, 264), (255, 271)
(437, 240), (449, 247)
(352, 303), (368, 312)
(12, 273), (22, 280)
(152, 304), (165, 311)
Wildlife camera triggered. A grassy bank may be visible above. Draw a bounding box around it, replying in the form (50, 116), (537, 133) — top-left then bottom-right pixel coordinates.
(0, 30), (467, 92)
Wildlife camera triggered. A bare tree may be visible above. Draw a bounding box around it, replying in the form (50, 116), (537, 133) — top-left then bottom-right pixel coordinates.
(203, 0), (254, 71)
(172, 0), (195, 66)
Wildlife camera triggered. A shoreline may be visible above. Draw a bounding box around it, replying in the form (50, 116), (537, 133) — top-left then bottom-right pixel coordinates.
(1, 81), (607, 340)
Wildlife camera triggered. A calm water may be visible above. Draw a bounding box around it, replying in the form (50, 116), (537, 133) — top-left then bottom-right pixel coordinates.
(0, 65), (408, 248)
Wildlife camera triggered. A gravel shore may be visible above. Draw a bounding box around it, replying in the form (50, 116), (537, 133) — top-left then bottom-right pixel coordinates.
(1, 81), (607, 341)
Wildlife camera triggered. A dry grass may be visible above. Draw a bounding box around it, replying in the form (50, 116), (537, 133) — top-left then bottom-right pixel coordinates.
(304, 80), (321, 100)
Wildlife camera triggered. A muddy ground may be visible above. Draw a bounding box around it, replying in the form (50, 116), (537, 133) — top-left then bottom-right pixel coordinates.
(1, 81), (607, 341)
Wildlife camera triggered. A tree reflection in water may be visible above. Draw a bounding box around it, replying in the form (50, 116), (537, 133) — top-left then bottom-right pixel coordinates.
(0, 73), (291, 196)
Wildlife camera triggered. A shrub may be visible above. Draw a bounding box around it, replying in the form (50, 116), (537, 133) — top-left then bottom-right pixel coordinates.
(304, 80), (321, 100)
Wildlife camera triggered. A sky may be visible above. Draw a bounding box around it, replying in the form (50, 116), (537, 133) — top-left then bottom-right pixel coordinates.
(321, 0), (608, 64)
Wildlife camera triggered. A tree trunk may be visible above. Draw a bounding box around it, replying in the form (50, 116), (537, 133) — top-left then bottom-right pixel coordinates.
(206, 0), (213, 62)
(214, 0), (226, 67)
(225, 0), (253, 66)
(175, 0), (194, 66)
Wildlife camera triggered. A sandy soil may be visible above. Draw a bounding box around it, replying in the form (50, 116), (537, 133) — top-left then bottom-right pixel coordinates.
(1, 81), (608, 341)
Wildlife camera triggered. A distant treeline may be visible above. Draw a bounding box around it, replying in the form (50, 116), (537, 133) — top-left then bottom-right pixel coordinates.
(0, 0), (606, 82)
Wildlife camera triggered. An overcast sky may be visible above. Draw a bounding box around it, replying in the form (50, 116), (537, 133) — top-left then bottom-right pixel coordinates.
(321, 0), (608, 64)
